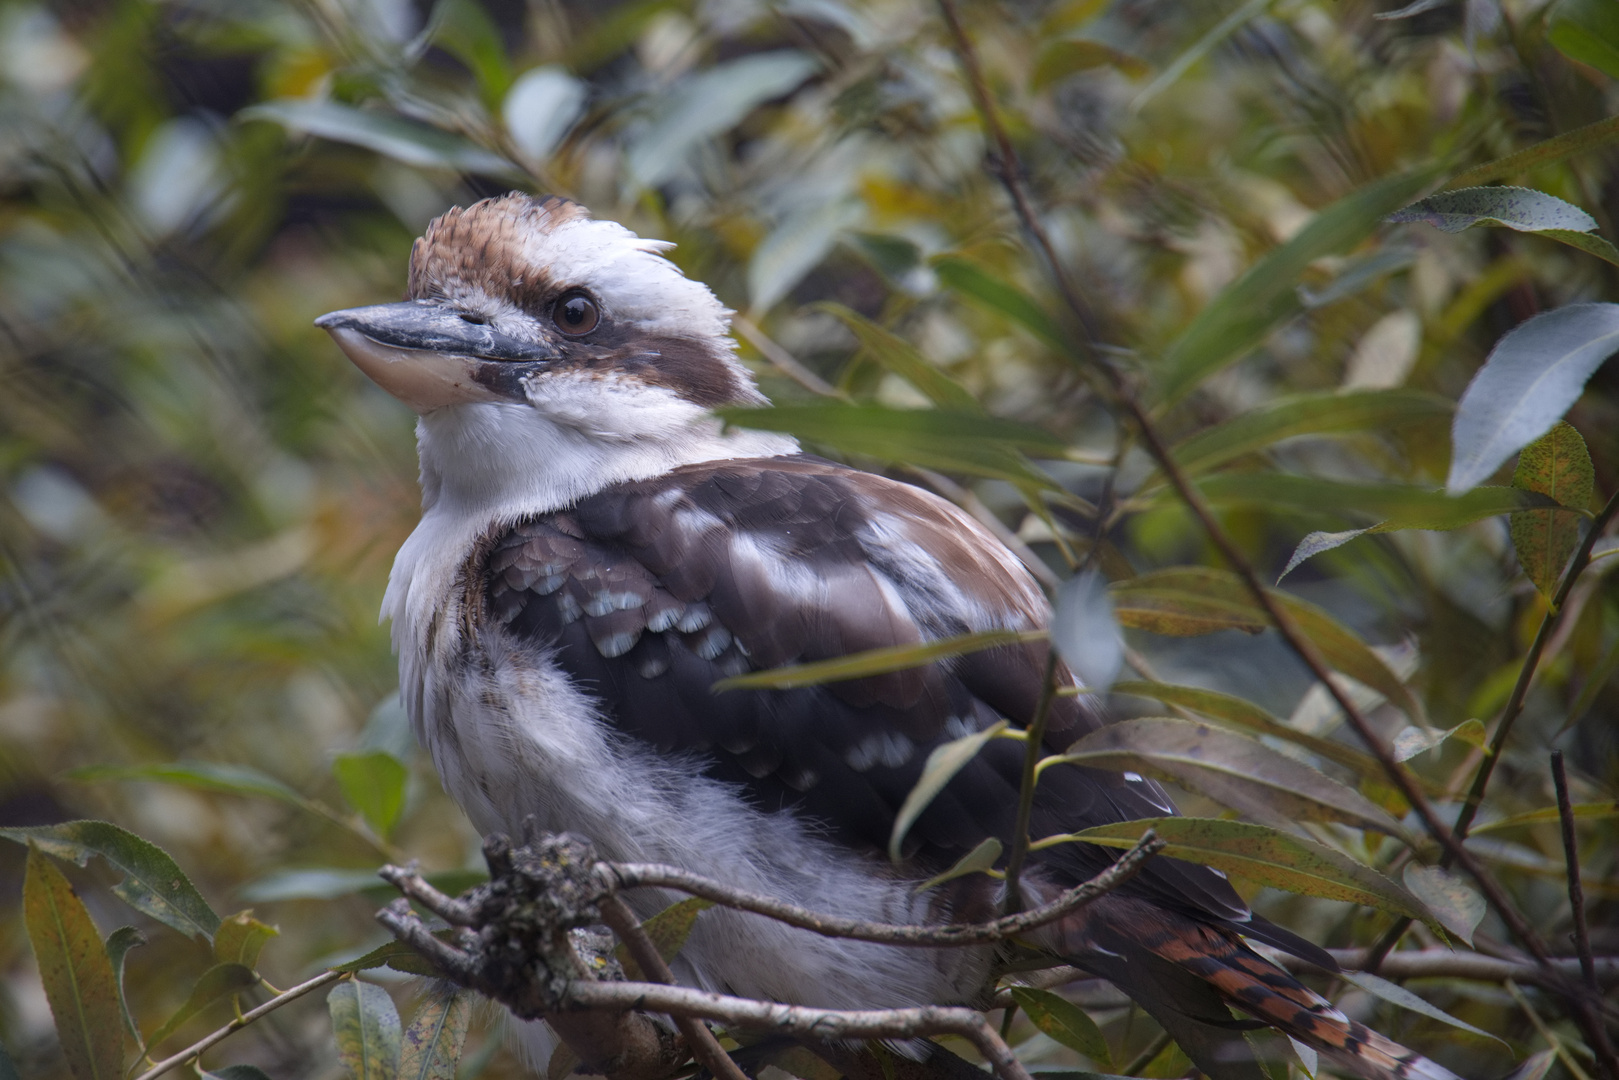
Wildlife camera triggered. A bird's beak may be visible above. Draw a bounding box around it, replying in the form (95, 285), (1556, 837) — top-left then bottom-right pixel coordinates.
(315, 301), (559, 413)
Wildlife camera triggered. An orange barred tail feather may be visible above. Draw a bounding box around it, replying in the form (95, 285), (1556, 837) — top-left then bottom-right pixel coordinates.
(1048, 896), (1462, 1080)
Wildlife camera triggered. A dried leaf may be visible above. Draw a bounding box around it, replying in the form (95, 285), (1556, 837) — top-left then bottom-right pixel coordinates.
(23, 845), (124, 1080)
(1510, 421), (1594, 597)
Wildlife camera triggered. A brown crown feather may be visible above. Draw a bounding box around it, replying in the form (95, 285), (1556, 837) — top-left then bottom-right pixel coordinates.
(406, 193), (588, 307)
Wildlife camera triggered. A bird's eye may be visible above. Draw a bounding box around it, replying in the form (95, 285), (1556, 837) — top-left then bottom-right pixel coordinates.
(553, 291), (600, 336)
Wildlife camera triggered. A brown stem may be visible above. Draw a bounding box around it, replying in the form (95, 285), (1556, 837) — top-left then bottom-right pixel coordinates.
(605, 830), (1162, 948)
(599, 895), (750, 1080)
(1551, 753), (1599, 993)
(131, 969), (348, 1080)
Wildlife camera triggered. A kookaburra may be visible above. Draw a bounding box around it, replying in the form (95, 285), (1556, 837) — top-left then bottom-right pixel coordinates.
(317, 193), (1457, 1080)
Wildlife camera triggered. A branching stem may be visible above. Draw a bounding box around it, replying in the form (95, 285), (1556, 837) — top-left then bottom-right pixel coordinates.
(131, 969), (347, 1080)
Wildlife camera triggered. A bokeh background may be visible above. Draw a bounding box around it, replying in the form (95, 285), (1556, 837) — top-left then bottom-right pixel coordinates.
(0, 0), (1615, 1076)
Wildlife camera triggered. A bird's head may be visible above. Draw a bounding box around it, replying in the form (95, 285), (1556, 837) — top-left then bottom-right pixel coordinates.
(316, 194), (791, 515)
(317, 192), (766, 417)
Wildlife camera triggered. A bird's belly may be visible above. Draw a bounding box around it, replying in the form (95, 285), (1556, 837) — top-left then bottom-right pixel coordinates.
(413, 633), (992, 1013)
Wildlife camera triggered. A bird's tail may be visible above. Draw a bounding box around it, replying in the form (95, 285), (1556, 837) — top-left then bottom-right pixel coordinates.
(1046, 898), (1461, 1080)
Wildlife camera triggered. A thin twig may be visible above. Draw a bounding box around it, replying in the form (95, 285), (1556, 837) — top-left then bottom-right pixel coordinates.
(1452, 488), (1619, 845)
(1121, 1029), (1172, 1077)
(1552, 752), (1600, 993)
(132, 969), (348, 1080)
(604, 830), (1163, 948)
(599, 895), (750, 1080)
(565, 981), (1035, 1080)
(732, 314), (846, 399)
(1283, 949), (1619, 988)
(1002, 649), (1062, 912)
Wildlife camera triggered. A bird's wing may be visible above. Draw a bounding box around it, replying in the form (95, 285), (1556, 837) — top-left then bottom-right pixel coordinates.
(482, 455), (1268, 935)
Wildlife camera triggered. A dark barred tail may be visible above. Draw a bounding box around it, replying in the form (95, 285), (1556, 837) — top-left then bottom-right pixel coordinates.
(1051, 898), (1461, 1080)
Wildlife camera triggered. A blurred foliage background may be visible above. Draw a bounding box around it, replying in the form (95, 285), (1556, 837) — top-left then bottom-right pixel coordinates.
(0, 0), (1615, 1077)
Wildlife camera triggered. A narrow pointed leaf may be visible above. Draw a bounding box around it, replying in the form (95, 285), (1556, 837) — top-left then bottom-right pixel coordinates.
(1008, 986), (1112, 1067)
(144, 963), (258, 1050)
(1190, 474), (1559, 525)
(1337, 970), (1506, 1046)
(1051, 718), (1405, 835)
(1108, 583), (1267, 636)
(1548, 0), (1619, 77)
(1055, 818), (1434, 926)
(105, 927), (146, 1042)
(1391, 719), (1486, 761)
(1403, 864), (1485, 946)
(1446, 115), (1619, 189)
(204, 1068), (276, 1080)
(241, 101), (514, 176)
(717, 403), (1063, 487)
(1157, 168), (1438, 406)
(1388, 186), (1599, 233)
(1510, 422), (1594, 597)
(332, 938), (445, 977)
(67, 760), (309, 808)
(1538, 229), (1619, 266)
(214, 911), (279, 970)
(330, 980), (402, 1080)
(817, 303), (981, 412)
(400, 989), (472, 1080)
(931, 256), (1070, 354)
(616, 897), (712, 978)
(890, 722), (1009, 863)
(1162, 390), (1452, 480)
(23, 845), (124, 1080)
(917, 838), (1003, 891)
(713, 629), (1046, 691)
(1447, 303), (1619, 493)
(2, 821), (220, 941)
(1471, 801), (1619, 835)
(1278, 529), (1373, 582)
(333, 751), (410, 839)
(1032, 39), (1148, 88)
(1110, 680), (1386, 777)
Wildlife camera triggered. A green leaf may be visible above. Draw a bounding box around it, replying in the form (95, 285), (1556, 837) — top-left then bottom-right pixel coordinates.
(1297, 247), (1417, 308)
(332, 939), (442, 977)
(105, 927), (146, 1043)
(423, 0), (512, 102)
(330, 980), (402, 1080)
(23, 845), (125, 1080)
(1160, 389), (1452, 480)
(1535, 228), (1619, 267)
(716, 403), (1063, 486)
(1471, 801), (1619, 835)
(241, 101), (514, 176)
(1156, 168), (1439, 406)
(67, 760), (309, 808)
(400, 989), (471, 1080)
(1049, 718), (1406, 835)
(144, 963), (259, 1050)
(1403, 864), (1485, 946)
(333, 751), (410, 839)
(626, 52), (818, 188)
(1388, 186), (1599, 234)
(713, 629), (1045, 692)
(1446, 115), (1619, 189)
(1118, 569), (1424, 721)
(214, 910), (279, 970)
(203, 1068), (276, 1080)
(816, 302), (981, 412)
(240, 868), (385, 902)
(889, 722), (1009, 863)
(1190, 474), (1559, 525)
(1548, 0), (1619, 77)
(615, 898), (712, 978)
(1390, 719), (1486, 761)
(1277, 529), (1373, 582)
(1, 821), (220, 942)
(1054, 818), (1434, 927)
(1511, 422), (1595, 598)
(1008, 986), (1112, 1067)
(1110, 680), (1386, 778)
(1109, 583), (1268, 636)
(916, 838), (1003, 891)
(1336, 970), (1507, 1046)
(1031, 39), (1148, 88)
(931, 256), (1071, 354)
(749, 199), (864, 312)
(1448, 303), (1619, 493)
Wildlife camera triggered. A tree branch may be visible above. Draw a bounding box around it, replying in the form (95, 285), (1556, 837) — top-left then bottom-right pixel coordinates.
(604, 829), (1163, 947)
(131, 969), (348, 1080)
(1551, 752), (1600, 994)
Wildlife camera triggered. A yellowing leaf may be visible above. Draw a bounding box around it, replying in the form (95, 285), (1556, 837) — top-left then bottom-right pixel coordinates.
(1403, 864), (1485, 946)
(329, 980), (402, 1080)
(23, 845), (124, 1080)
(1510, 421), (1594, 598)
(1008, 986), (1111, 1067)
(400, 990), (471, 1080)
(890, 722), (1009, 863)
(615, 897), (712, 978)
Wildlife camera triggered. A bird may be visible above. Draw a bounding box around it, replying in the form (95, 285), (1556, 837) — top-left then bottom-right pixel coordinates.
(316, 192), (1459, 1080)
